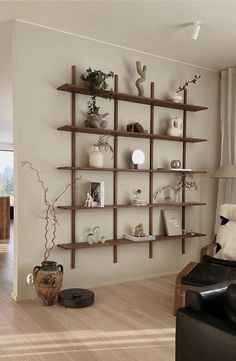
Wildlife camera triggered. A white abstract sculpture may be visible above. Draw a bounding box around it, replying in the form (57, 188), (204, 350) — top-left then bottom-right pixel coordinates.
(135, 61), (147, 96)
(84, 193), (93, 207)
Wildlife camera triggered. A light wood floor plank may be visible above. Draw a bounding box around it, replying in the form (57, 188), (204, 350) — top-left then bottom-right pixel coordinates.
(0, 224), (175, 360)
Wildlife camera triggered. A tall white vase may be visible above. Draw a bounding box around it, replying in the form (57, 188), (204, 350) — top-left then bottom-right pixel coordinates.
(89, 146), (103, 168)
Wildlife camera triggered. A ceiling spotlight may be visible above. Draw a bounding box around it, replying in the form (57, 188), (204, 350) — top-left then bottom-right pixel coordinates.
(192, 21), (202, 40)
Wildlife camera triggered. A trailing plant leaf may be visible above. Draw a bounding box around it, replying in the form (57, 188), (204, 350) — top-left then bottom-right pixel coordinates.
(81, 67), (114, 99)
(81, 68), (114, 126)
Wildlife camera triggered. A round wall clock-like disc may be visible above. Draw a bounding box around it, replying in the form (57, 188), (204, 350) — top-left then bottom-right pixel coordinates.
(132, 150), (145, 165)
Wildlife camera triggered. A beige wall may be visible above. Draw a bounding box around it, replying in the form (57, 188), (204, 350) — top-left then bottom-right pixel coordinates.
(13, 21), (220, 300)
(0, 21), (13, 146)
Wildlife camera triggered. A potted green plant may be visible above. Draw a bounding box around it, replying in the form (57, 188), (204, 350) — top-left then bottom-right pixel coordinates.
(80, 68), (114, 128)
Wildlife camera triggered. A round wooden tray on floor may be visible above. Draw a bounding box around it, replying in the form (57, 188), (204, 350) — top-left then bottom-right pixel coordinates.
(58, 288), (95, 308)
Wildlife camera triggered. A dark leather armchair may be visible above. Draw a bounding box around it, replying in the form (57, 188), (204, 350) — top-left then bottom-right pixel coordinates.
(176, 282), (236, 361)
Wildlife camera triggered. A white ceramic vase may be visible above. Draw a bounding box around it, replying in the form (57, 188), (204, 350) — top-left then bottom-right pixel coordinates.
(89, 145), (103, 168)
(167, 117), (183, 137)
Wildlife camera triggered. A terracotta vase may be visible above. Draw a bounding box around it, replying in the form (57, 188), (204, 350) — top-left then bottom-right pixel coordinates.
(89, 145), (103, 168)
(33, 261), (63, 306)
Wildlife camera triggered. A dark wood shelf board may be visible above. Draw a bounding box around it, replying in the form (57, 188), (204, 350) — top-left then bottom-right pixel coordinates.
(57, 202), (206, 210)
(57, 84), (208, 112)
(57, 232), (206, 250)
(57, 166), (207, 174)
(57, 125), (207, 143)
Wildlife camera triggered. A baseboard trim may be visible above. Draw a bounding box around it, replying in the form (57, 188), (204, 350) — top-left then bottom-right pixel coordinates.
(12, 270), (180, 301)
(84, 270), (179, 290)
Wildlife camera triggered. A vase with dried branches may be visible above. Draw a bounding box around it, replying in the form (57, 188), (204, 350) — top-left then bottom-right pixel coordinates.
(153, 173), (198, 203)
(89, 135), (114, 168)
(22, 161), (81, 306)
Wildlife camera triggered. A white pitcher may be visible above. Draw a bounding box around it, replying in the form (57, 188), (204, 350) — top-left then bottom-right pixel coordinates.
(167, 117), (183, 137)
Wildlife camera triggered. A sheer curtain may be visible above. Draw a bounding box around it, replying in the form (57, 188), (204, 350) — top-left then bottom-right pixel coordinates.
(216, 68), (236, 228)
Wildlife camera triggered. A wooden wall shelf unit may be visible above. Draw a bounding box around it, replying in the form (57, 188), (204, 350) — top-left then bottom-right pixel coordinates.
(58, 233), (206, 250)
(57, 66), (208, 268)
(58, 202), (206, 211)
(57, 166), (206, 174)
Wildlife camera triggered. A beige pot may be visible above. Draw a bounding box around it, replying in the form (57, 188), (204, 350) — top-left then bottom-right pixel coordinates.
(89, 145), (103, 168)
(33, 261), (63, 306)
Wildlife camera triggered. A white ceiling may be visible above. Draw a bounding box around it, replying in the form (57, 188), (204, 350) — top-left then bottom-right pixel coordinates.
(0, 0), (236, 71)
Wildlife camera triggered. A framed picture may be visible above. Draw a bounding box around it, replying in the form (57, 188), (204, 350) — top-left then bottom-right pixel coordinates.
(162, 209), (182, 236)
(90, 181), (104, 207)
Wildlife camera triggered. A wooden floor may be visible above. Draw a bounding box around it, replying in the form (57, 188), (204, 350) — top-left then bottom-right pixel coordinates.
(0, 225), (176, 361)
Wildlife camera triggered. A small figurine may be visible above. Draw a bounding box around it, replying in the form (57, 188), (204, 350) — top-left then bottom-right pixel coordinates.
(135, 61), (147, 96)
(134, 223), (145, 237)
(84, 193), (93, 207)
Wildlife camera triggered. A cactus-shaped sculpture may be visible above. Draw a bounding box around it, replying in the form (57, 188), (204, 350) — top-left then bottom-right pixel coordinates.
(135, 61), (147, 97)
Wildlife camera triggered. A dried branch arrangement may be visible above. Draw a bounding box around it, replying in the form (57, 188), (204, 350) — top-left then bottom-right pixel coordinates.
(176, 74), (201, 93)
(153, 173), (198, 200)
(94, 135), (114, 159)
(22, 161), (81, 260)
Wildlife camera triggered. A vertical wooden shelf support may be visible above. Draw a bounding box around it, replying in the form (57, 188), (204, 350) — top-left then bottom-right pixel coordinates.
(149, 82), (155, 258)
(71, 65), (77, 268)
(181, 89), (187, 254)
(113, 75), (119, 263)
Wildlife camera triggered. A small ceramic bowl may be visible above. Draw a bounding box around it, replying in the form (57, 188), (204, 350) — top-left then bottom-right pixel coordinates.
(168, 94), (183, 103)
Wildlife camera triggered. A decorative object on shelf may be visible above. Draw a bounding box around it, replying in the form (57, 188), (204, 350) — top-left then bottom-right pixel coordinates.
(89, 145), (104, 168)
(167, 117), (183, 137)
(124, 223), (155, 242)
(135, 61), (147, 96)
(134, 223), (145, 237)
(90, 181), (104, 207)
(80, 68), (114, 128)
(153, 173), (198, 203)
(170, 160), (182, 169)
(163, 209), (182, 236)
(132, 189), (147, 206)
(86, 226), (106, 245)
(21, 161), (80, 305)
(167, 93), (183, 103)
(33, 261), (63, 306)
(182, 229), (187, 235)
(190, 230), (195, 236)
(84, 193), (93, 207)
(85, 112), (109, 129)
(80, 68), (114, 97)
(89, 135), (114, 168)
(124, 233), (155, 242)
(132, 149), (145, 169)
(127, 122), (147, 134)
(176, 74), (201, 93)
